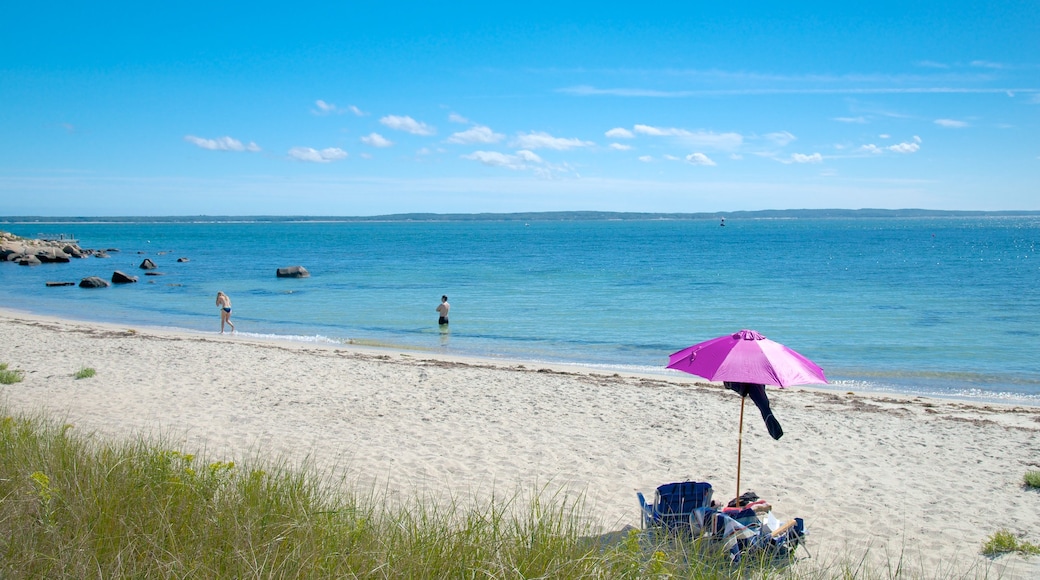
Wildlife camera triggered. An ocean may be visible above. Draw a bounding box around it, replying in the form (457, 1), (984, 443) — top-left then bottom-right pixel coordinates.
(2, 216), (1038, 404)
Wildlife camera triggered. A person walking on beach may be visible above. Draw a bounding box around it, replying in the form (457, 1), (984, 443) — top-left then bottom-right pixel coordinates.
(436, 295), (450, 326)
(216, 291), (235, 333)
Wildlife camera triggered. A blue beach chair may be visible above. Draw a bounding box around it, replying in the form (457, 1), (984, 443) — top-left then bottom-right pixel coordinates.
(636, 481), (714, 533)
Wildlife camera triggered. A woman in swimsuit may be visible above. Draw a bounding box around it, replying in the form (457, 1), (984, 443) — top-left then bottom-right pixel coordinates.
(216, 291), (235, 333)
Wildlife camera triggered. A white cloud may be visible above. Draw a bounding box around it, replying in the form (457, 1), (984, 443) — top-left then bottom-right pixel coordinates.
(833, 116), (868, 124)
(879, 134), (891, 139)
(605, 127), (635, 138)
(462, 150), (542, 171)
(935, 119), (968, 128)
(380, 115), (436, 136)
(314, 100), (338, 115)
(860, 144), (883, 154)
(361, 133), (393, 148)
(663, 154), (680, 161)
(184, 135), (260, 152)
(609, 143), (632, 151)
(447, 125), (505, 144)
(790, 153), (823, 164)
(449, 113), (470, 124)
(971, 60), (1005, 69)
(288, 147), (348, 163)
(887, 141), (920, 154)
(765, 131), (796, 146)
(685, 152), (716, 166)
(638, 155), (654, 162)
(313, 100), (364, 116)
(515, 150), (543, 163)
(633, 125), (743, 150)
(512, 131), (593, 150)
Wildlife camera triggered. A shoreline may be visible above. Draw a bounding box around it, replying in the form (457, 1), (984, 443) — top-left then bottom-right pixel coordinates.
(2, 304), (1037, 409)
(3, 309), (1040, 577)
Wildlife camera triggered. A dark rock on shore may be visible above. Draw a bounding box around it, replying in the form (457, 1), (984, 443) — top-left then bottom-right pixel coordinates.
(18, 255), (42, 266)
(276, 265), (310, 278)
(112, 271), (138, 284)
(95, 251), (110, 258)
(79, 276), (109, 288)
(139, 258), (157, 270)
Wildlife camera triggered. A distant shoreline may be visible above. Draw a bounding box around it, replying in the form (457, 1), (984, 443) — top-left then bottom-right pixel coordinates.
(3, 208), (1040, 224)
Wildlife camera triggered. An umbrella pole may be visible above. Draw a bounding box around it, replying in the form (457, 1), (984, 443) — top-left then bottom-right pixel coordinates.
(736, 395), (746, 507)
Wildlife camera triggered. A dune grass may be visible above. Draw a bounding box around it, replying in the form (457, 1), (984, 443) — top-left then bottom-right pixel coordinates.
(0, 362), (23, 385)
(981, 529), (1040, 557)
(1, 403), (775, 578)
(1024, 470), (1040, 490)
(72, 367), (96, 380)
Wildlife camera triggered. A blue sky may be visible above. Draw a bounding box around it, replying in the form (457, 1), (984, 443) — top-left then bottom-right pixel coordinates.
(2, 2), (1037, 216)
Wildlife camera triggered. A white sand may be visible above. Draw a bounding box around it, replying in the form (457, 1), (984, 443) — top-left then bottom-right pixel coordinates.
(2, 309), (1039, 578)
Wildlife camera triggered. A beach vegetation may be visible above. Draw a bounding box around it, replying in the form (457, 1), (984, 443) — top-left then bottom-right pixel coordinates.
(981, 529), (1040, 557)
(1024, 470), (1040, 489)
(0, 362), (23, 384)
(73, 366), (96, 380)
(2, 403), (806, 578)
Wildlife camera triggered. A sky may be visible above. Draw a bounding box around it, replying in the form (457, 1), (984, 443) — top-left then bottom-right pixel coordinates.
(1, 1), (1038, 216)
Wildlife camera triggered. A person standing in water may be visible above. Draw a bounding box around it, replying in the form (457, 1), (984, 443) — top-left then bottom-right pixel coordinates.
(216, 291), (235, 333)
(436, 295), (450, 326)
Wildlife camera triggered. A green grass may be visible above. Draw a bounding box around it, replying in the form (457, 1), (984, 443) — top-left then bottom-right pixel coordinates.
(0, 362), (23, 384)
(1025, 470), (1040, 489)
(72, 367), (96, 380)
(0, 404), (763, 579)
(981, 529), (1040, 557)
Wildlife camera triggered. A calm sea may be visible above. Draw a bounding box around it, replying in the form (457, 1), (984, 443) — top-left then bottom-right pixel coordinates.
(2, 217), (1038, 404)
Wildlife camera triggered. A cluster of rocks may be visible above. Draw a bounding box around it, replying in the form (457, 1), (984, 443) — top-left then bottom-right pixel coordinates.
(0, 231), (96, 265)
(4, 231), (311, 289)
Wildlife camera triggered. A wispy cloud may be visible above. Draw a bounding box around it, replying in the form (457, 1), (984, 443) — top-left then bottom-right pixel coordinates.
(605, 127), (635, 138)
(361, 133), (393, 148)
(971, 60), (1006, 69)
(609, 143), (632, 151)
(288, 147), (348, 163)
(685, 152), (716, 166)
(447, 125), (505, 145)
(449, 113), (470, 124)
(561, 84), (1039, 97)
(380, 115), (435, 136)
(184, 135), (260, 152)
(764, 131), (796, 146)
(312, 100), (365, 116)
(638, 155), (654, 163)
(634, 125), (743, 150)
(934, 118), (969, 128)
(462, 149), (561, 177)
(789, 153), (823, 164)
(833, 116), (868, 124)
(512, 131), (593, 150)
(888, 142), (920, 154)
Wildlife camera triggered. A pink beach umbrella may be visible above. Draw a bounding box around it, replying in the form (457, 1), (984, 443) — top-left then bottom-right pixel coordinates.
(667, 329), (827, 505)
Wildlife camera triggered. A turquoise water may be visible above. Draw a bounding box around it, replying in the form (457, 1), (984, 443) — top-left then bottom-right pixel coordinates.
(2, 217), (1039, 403)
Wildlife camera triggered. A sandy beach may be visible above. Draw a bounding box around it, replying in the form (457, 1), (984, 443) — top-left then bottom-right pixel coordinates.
(2, 309), (1038, 578)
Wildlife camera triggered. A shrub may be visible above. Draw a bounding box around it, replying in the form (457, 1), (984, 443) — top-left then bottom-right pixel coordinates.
(1024, 470), (1040, 489)
(982, 529), (1040, 556)
(73, 367), (96, 380)
(0, 363), (23, 385)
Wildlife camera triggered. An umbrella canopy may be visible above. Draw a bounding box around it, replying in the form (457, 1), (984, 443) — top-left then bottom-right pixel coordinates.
(667, 329), (827, 387)
(667, 329), (827, 506)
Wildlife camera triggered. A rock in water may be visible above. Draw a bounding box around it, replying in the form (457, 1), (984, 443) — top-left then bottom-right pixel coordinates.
(276, 265), (310, 278)
(79, 276), (110, 288)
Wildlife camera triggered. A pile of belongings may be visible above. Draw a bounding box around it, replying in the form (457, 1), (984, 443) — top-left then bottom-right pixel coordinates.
(638, 483), (806, 564)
